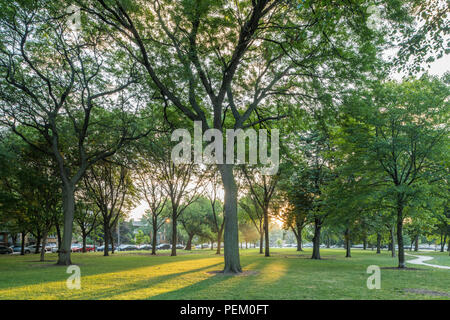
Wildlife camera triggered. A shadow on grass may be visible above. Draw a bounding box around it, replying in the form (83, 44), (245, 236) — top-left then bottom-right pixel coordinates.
(0, 252), (222, 291)
(146, 260), (267, 300)
(85, 262), (224, 300)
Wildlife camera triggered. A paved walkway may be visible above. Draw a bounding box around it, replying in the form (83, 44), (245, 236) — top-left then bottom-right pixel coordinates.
(405, 253), (450, 270)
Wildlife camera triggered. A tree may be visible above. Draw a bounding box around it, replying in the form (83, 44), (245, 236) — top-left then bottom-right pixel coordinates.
(74, 199), (99, 253)
(239, 194), (265, 254)
(84, 160), (137, 256)
(0, 0), (153, 265)
(205, 170), (225, 254)
(340, 76), (449, 268)
(242, 167), (279, 257)
(78, 0), (412, 273)
(396, 0), (449, 73)
(180, 197), (214, 251)
(137, 163), (168, 255)
(142, 134), (203, 256)
(0, 133), (61, 260)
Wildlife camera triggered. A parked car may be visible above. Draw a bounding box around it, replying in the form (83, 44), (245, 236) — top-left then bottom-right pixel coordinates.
(10, 246), (32, 254)
(138, 244), (152, 250)
(96, 245), (113, 252)
(51, 246), (59, 253)
(28, 245), (41, 253)
(45, 243), (57, 250)
(26, 244), (51, 253)
(156, 243), (171, 250)
(72, 244), (96, 252)
(71, 244), (82, 252)
(176, 244), (185, 249)
(0, 246), (13, 254)
(85, 245), (95, 252)
(117, 244), (137, 251)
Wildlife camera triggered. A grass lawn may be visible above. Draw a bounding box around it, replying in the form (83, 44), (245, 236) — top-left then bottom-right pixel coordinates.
(0, 248), (448, 300)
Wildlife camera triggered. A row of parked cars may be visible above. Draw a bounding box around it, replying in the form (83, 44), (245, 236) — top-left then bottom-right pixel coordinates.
(94, 243), (184, 252)
(0, 242), (185, 254)
(0, 244), (57, 254)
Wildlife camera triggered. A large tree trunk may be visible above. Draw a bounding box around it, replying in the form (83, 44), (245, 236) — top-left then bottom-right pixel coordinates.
(363, 236), (367, 250)
(259, 231), (264, 254)
(20, 231), (26, 255)
(414, 235), (419, 251)
(40, 230), (48, 262)
(441, 234), (447, 252)
(263, 208), (270, 257)
(448, 236), (450, 256)
(57, 183), (75, 265)
(151, 224), (157, 255)
(55, 220), (62, 250)
(390, 226), (396, 258)
(171, 210), (177, 256)
(110, 234), (115, 254)
(82, 231), (87, 253)
(396, 204), (405, 268)
(311, 219), (321, 260)
(103, 224), (110, 256)
(185, 234), (193, 250)
(345, 228), (351, 258)
(216, 225), (223, 254)
(34, 234), (41, 254)
(296, 227), (303, 251)
(447, 236), (450, 254)
(220, 164), (242, 273)
(376, 233), (381, 254)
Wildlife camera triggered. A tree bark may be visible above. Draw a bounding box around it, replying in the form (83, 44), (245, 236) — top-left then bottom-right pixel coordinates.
(441, 234), (447, 252)
(20, 231), (26, 255)
(40, 230), (48, 262)
(55, 220), (62, 250)
(82, 231), (87, 253)
(259, 231), (264, 254)
(414, 235), (419, 251)
(220, 164), (242, 273)
(263, 209), (270, 257)
(345, 228), (351, 258)
(396, 205), (405, 268)
(363, 237), (367, 250)
(216, 226), (223, 254)
(171, 211), (177, 256)
(185, 234), (193, 250)
(311, 219), (322, 260)
(296, 228), (303, 251)
(34, 234), (41, 254)
(151, 224), (157, 255)
(390, 226), (396, 258)
(57, 183), (75, 265)
(376, 233), (381, 254)
(103, 224), (110, 256)
(110, 234), (115, 254)
(448, 236), (450, 256)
